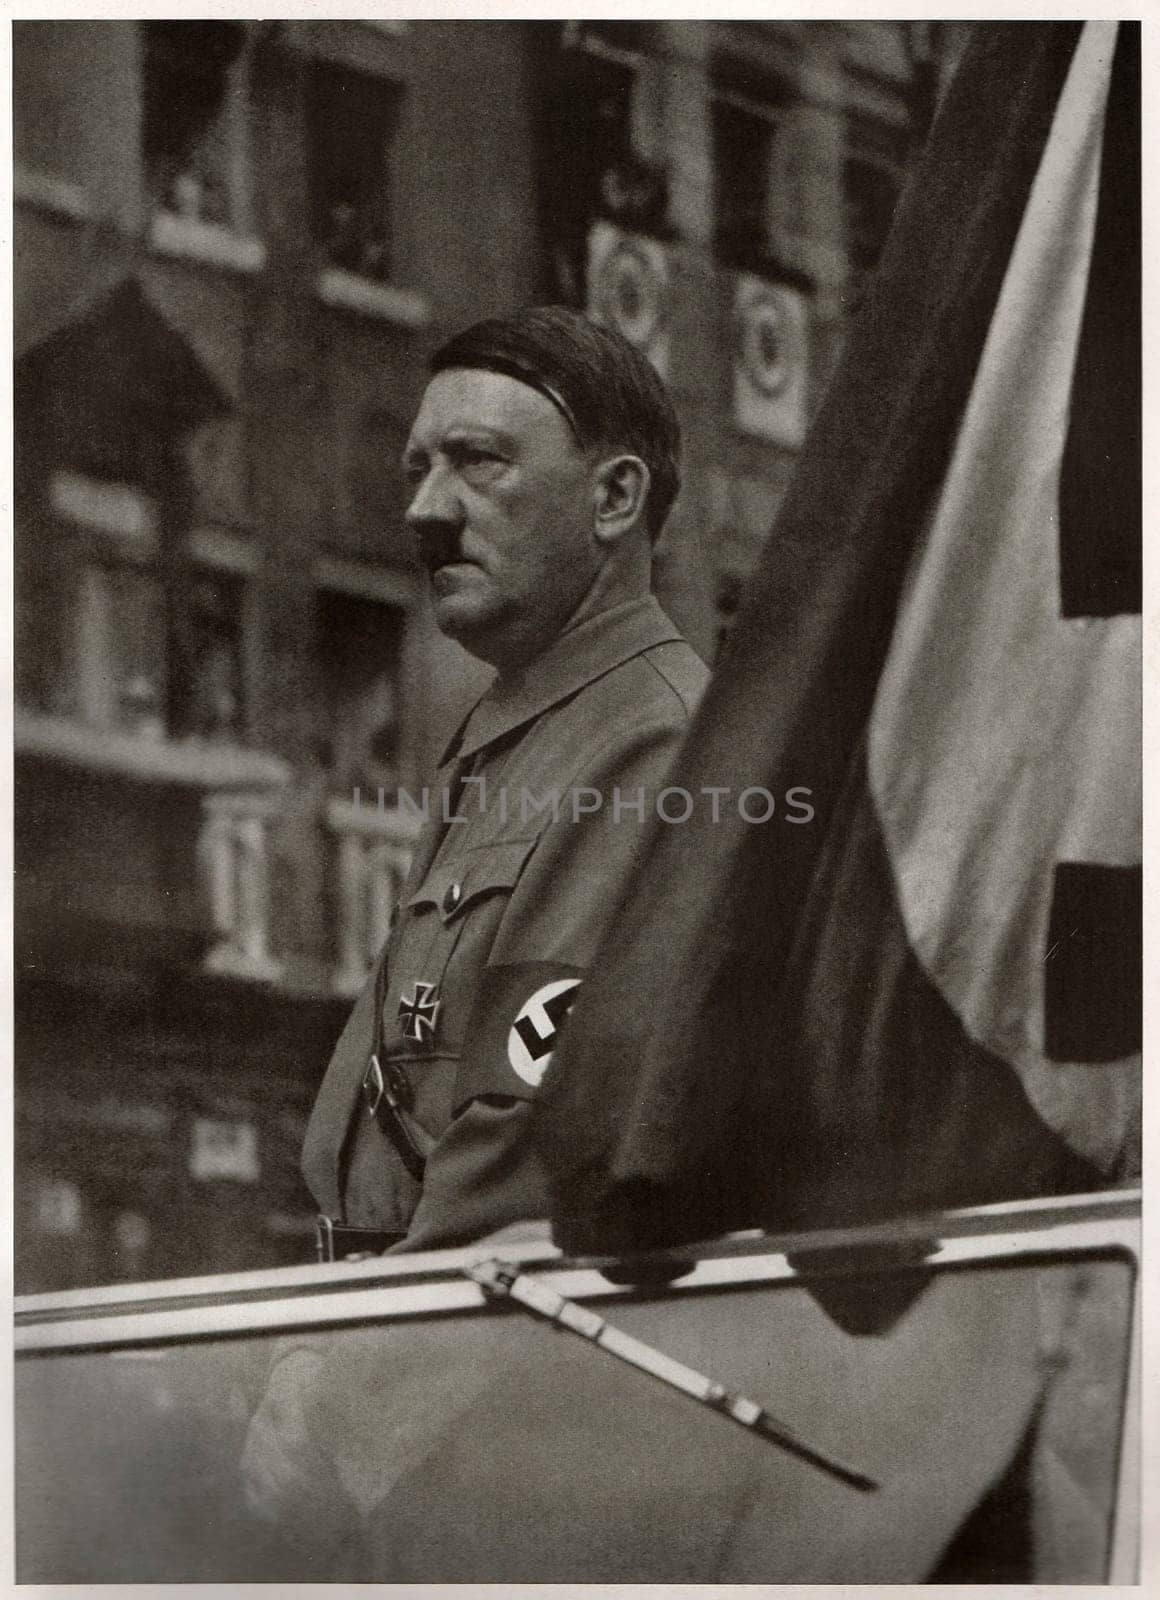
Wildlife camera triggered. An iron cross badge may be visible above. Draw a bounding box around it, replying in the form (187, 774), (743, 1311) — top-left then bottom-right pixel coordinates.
(398, 981), (442, 1045)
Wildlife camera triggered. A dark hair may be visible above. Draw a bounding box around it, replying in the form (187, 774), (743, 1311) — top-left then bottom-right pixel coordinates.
(429, 305), (681, 541)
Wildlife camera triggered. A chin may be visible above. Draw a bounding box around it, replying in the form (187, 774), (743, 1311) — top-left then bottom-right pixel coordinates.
(431, 599), (499, 660)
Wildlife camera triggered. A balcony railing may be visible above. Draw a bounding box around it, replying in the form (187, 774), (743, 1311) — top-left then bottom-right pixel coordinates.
(326, 794), (421, 997)
(199, 789), (284, 984)
(17, 711), (424, 995)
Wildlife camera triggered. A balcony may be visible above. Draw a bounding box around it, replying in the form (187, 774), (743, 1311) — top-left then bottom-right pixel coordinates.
(13, 164), (95, 224)
(16, 716), (424, 997)
(315, 267), (430, 328)
(148, 211), (266, 274)
(15, 712), (289, 791)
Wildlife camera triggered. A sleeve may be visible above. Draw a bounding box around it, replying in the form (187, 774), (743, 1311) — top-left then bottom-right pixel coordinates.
(395, 712), (689, 1253)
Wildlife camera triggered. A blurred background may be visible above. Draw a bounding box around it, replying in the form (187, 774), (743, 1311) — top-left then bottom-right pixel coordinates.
(13, 18), (970, 1293)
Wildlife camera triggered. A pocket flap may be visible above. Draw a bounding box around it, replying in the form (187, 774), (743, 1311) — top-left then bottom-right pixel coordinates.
(405, 839), (537, 923)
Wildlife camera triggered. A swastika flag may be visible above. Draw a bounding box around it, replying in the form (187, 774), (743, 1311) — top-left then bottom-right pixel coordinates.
(539, 22), (1140, 1254)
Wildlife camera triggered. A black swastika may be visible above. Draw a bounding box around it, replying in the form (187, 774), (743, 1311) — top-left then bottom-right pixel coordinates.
(514, 988), (579, 1062)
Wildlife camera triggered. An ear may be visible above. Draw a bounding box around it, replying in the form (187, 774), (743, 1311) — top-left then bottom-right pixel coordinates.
(592, 454), (650, 545)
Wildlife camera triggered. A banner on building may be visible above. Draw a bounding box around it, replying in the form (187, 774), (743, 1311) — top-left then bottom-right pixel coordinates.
(732, 274), (810, 447)
(587, 220), (671, 379)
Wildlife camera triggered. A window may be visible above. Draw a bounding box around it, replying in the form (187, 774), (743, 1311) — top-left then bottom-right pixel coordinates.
(316, 589), (405, 793)
(711, 62), (794, 279)
(169, 568), (246, 743)
(843, 119), (907, 273)
(140, 21), (249, 228)
(32, 473), (248, 745)
(307, 60), (401, 281)
(568, 20), (649, 201)
(83, 561), (169, 737)
(539, 22), (668, 304)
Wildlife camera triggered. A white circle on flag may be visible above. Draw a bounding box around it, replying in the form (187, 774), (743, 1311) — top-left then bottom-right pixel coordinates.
(739, 292), (790, 398)
(507, 978), (582, 1087)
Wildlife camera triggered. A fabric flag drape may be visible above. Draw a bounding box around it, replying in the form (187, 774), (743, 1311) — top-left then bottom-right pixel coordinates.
(537, 21), (1140, 1255)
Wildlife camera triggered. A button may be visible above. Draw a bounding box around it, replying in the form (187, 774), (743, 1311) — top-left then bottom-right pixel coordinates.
(442, 880), (463, 914)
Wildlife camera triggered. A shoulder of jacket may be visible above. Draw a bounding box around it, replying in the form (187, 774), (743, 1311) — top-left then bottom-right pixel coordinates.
(564, 640), (706, 727)
(638, 639), (710, 718)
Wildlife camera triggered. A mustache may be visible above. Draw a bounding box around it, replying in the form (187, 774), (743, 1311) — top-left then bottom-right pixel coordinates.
(417, 527), (469, 574)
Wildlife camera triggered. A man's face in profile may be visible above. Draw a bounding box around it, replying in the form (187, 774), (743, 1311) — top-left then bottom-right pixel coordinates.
(403, 368), (600, 670)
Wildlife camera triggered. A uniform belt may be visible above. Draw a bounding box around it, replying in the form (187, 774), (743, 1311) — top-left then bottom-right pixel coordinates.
(316, 1215), (405, 1262)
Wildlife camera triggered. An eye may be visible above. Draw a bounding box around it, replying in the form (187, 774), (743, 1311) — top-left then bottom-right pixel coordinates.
(452, 443), (506, 476)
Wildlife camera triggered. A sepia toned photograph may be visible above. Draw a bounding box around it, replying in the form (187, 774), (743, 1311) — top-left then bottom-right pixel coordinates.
(11, 15), (1140, 1585)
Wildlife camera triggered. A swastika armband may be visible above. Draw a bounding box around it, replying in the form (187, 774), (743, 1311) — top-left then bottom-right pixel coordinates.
(454, 962), (584, 1111)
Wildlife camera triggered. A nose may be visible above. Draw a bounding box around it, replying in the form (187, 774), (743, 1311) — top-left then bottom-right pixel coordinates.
(405, 461), (463, 530)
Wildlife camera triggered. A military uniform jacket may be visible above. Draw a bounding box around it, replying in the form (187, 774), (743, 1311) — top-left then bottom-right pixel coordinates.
(302, 596), (708, 1251)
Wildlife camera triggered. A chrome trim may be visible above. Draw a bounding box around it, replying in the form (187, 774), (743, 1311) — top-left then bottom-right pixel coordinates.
(16, 1190), (1139, 1352)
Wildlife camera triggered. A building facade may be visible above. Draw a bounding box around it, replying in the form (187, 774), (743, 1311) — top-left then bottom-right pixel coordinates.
(14, 19), (963, 1291)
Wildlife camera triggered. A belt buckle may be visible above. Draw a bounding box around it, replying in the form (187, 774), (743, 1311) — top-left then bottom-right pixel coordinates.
(363, 1054), (385, 1118)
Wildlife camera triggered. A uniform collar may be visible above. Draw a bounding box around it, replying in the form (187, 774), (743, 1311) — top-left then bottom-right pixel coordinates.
(443, 595), (683, 765)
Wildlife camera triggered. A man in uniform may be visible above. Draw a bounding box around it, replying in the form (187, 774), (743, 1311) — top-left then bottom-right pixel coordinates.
(304, 304), (707, 1255)
(241, 308), (706, 1569)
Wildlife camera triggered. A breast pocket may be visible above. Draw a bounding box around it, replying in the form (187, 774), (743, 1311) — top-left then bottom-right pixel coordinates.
(399, 838), (541, 1058)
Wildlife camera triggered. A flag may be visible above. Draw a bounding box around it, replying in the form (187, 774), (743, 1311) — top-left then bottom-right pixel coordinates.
(537, 22), (1140, 1254)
